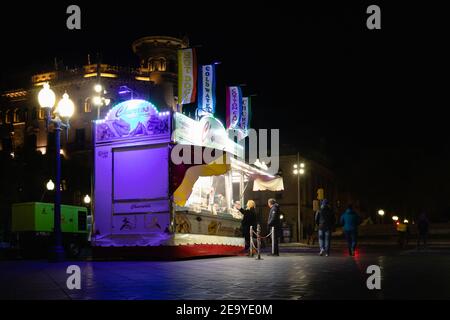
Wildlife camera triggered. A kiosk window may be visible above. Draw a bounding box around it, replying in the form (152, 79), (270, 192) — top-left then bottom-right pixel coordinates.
(113, 145), (168, 201)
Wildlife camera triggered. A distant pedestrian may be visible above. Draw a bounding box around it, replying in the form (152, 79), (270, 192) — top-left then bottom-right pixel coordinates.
(340, 204), (361, 256)
(315, 199), (336, 256)
(306, 223), (316, 245)
(267, 198), (282, 256)
(396, 221), (408, 248)
(417, 213), (430, 249)
(238, 200), (257, 254)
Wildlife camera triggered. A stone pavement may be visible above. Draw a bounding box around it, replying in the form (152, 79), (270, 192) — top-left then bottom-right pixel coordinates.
(1, 246), (450, 300)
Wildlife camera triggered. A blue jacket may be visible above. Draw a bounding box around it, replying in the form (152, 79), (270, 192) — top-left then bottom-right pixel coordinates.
(340, 209), (360, 232)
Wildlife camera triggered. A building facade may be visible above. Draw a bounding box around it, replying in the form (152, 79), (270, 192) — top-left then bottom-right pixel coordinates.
(0, 36), (188, 157)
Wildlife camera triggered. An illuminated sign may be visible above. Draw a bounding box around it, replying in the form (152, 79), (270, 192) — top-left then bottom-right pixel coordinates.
(95, 99), (170, 143)
(173, 112), (243, 158)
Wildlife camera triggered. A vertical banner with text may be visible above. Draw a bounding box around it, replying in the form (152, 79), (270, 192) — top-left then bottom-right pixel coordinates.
(197, 64), (216, 117)
(226, 86), (242, 129)
(178, 48), (197, 105)
(239, 96), (251, 133)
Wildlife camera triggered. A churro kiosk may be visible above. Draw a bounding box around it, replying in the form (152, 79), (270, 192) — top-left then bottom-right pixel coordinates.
(92, 99), (279, 259)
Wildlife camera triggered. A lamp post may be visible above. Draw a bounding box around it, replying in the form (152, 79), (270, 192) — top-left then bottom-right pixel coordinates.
(92, 84), (111, 119)
(38, 83), (74, 262)
(293, 153), (305, 242)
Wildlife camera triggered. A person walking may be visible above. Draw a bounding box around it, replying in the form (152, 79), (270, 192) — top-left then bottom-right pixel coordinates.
(396, 221), (407, 248)
(306, 223), (315, 245)
(238, 200), (257, 254)
(417, 213), (430, 249)
(315, 199), (335, 256)
(267, 198), (282, 256)
(340, 204), (361, 256)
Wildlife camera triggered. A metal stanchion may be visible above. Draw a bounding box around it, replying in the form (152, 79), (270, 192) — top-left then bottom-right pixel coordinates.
(249, 226), (253, 257)
(256, 224), (261, 260)
(271, 226), (275, 255)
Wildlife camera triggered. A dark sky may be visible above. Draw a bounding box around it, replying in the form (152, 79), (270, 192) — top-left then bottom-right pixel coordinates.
(1, 1), (449, 218)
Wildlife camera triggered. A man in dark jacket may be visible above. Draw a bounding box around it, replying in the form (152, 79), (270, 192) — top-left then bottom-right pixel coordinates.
(267, 198), (281, 256)
(340, 204), (361, 256)
(315, 199), (335, 256)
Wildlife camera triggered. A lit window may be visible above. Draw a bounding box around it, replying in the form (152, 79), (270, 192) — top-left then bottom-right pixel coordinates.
(5, 111), (11, 123)
(84, 100), (92, 112)
(13, 109), (20, 122)
(158, 58), (167, 71)
(38, 109), (45, 120)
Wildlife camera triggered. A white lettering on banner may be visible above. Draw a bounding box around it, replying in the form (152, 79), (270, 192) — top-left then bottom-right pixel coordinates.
(202, 65), (214, 113)
(228, 87), (241, 128)
(240, 97), (248, 131)
(179, 49), (195, 104)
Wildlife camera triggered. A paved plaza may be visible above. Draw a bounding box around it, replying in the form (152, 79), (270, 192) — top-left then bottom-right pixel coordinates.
(1, 244), (450, 300)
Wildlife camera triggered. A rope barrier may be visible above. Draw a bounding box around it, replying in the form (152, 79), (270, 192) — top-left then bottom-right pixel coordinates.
(248, 224), (275, 259)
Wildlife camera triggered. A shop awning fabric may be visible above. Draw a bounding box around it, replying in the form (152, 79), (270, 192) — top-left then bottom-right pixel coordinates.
(229, 157), (284, 192)
(252, 176), (284, 191)
(170, 145), (231, 207)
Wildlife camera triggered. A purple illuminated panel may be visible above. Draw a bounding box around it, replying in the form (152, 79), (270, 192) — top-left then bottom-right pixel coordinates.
(113, 145), (168, 201)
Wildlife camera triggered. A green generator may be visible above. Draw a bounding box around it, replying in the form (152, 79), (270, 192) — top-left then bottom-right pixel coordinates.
(11, 202), (90, 257)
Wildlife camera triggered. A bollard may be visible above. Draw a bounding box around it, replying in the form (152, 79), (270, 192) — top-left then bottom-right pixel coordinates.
(271, 226), (275, 255)
(249, 226), (253, 257)
(256, 224), (261, 260)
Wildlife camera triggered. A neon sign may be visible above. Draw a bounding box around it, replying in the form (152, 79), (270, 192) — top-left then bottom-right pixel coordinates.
(95, 99), (170, 142)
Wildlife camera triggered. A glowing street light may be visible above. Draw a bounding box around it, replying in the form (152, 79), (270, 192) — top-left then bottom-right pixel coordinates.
(92, 96), (103, 106)
(94, 84), (103, 93)
(404, 219), (409, 224)
(56, 93), (75, 118)
(378, 209), (385, 216)
(392, 216), (399, 222)
(83, 194), (91, 205)
(38, 83), (56, 110)
(46, 179), (55, 191)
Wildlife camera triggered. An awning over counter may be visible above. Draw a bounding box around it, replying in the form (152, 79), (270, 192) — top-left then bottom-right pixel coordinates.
(229, 157), (284, 192)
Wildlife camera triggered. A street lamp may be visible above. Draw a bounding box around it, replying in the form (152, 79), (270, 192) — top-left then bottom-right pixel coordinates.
(92, 84), (111, 119)
(392, 215), (399, 222)
(46, 179), (55, 191)
(293, 153), (305, 242)
(378, 209), (385, 224)
(38, 83), (74, 262)
(83, 194), (91, 205)
(94, 84), (102, 93)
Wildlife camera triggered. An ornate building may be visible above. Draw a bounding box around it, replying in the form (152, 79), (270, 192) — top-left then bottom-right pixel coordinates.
(0, 36), (188, 157)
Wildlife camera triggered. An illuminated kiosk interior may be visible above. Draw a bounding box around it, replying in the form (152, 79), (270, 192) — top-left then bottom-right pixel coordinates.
(92, 99), (278, 259)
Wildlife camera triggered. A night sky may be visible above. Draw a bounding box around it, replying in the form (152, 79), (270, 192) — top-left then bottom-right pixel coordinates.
(1, 1), (449, 219)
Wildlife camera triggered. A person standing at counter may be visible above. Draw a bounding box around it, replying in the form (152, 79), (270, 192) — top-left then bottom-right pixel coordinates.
(238, 200), (257, 253)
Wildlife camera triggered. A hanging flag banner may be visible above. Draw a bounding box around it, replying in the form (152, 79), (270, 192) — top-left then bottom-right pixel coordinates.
(197, 64), (216, 117)
(178, 48), (197, 105)
(226, 86), (242, 129)
(239, 96), (251, 132)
